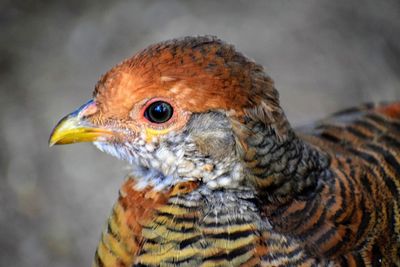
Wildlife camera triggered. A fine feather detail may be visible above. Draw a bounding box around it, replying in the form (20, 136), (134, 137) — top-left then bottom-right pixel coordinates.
(57, 36), (399, 266)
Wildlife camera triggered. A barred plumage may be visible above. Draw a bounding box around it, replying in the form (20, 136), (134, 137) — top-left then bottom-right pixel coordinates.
(92, 103), (400, 266)
(49, 36), (400, 266)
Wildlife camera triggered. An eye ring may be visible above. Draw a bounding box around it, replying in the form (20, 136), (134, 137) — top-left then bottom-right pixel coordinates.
(143, 101), (174, 124)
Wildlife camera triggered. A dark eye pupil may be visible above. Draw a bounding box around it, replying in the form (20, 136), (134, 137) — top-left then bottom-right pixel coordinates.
(144, 101), (173, 123)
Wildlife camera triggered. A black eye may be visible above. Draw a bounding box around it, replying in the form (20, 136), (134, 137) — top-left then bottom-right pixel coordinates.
(144, 101), (174, 123)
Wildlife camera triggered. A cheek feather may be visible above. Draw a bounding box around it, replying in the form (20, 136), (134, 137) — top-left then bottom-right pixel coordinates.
(93, 141), (138, 164)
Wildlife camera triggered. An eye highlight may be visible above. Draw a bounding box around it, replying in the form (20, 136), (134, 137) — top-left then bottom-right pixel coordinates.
(144, 101), (174, 123)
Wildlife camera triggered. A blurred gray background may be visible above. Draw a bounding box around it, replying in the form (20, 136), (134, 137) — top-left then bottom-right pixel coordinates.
(1, 0), (400, 266)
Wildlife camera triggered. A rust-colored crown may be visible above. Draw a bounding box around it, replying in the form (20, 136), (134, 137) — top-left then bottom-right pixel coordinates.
(93, 36), (281, 123)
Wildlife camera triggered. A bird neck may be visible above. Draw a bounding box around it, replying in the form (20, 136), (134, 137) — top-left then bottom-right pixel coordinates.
(243, 121), (330, 204)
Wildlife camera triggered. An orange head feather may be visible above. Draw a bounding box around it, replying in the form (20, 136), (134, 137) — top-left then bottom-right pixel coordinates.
(49, 36), (292, 190)
(91, 36), (287, 135)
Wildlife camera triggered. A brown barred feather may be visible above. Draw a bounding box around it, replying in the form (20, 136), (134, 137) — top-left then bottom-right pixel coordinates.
(295, 102), (400, 265)
(93, 101), (400, 266)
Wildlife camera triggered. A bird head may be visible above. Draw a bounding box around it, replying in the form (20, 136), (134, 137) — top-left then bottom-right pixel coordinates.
(49, 36), (290, 190)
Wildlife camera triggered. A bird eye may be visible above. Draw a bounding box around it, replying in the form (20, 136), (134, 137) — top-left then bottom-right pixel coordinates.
(144, 101), (174, 123)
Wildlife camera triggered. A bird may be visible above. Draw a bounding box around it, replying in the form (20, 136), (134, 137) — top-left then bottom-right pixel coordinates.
(49, 36), (400, 267)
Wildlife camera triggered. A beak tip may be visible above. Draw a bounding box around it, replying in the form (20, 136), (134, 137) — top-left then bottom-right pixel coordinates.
(48, 134), (59, 147)
(48, 128), (60, 147)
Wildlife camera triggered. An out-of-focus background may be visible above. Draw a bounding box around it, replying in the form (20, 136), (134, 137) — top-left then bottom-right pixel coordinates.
(1, 0), (400, 266)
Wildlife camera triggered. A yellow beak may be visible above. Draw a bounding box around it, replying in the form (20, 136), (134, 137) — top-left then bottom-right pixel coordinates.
(49, 100), (113, 146)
